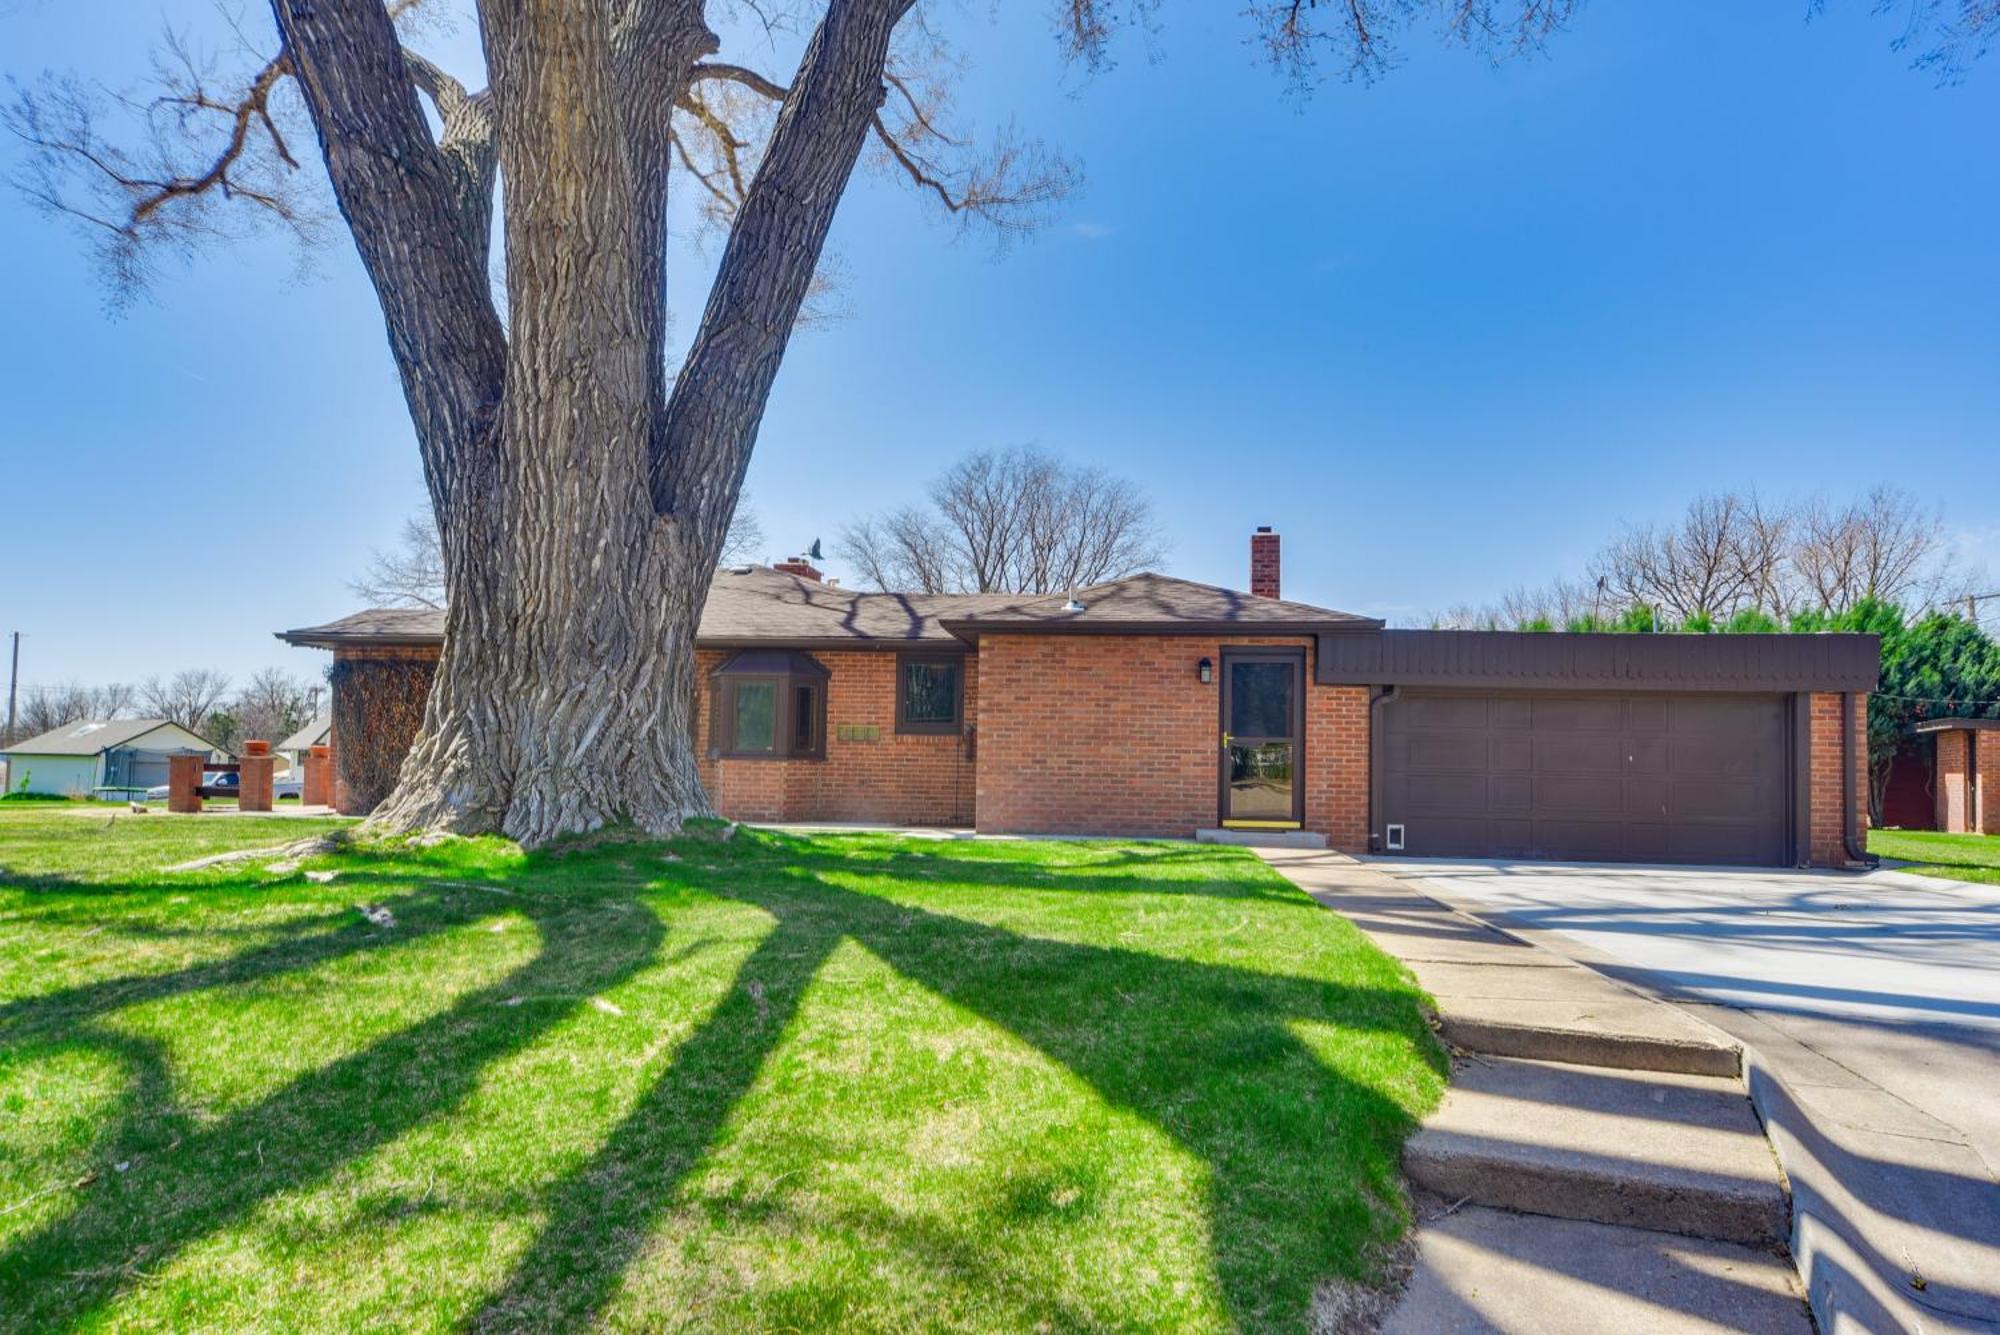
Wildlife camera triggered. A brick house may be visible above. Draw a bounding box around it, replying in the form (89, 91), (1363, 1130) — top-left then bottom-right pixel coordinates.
(1915, 718), (2000, 835)
(280, 529), (1880, 868)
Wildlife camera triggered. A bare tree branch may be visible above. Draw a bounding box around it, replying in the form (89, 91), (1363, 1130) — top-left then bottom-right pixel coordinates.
(838, 446), (1163, 594)
(140, 668), (233, 734)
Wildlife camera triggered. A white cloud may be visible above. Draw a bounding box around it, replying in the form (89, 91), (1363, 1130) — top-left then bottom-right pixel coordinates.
(1070, 221), (1115, 241)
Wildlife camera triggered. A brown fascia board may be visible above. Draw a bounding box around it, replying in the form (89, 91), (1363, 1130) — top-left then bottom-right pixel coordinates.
(1912, 717), (2000, 734)
(275, 630), (441, 650)
(940, 617), (1385, 642)
(1315, 628), (1881, 693)
(695, 636), (967, 652)
(276, 630), (967, 652)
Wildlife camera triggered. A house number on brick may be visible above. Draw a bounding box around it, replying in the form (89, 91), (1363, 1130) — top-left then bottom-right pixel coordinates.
(837, 724), (882, 743)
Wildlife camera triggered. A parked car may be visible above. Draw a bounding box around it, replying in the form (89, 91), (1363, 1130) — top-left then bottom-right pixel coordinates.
(144, 770), (304, 801)
(145, 771), (237, 800)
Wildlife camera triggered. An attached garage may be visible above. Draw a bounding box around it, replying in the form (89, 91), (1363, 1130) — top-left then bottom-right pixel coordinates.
(1378, 691), (1790, 865)
(1317, 628), (1882, 869)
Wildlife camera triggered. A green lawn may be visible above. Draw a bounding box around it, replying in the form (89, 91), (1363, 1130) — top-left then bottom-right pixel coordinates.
(0, 805), (1444, 1332)
(1869, 827), (2000, 886)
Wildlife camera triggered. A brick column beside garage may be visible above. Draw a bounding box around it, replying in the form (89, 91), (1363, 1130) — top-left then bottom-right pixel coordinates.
(1808, 692), (1870, 867)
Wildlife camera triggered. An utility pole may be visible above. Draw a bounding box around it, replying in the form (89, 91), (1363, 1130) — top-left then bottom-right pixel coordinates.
(1966, 592), (2000, 627)
(5, 632), (17, 742)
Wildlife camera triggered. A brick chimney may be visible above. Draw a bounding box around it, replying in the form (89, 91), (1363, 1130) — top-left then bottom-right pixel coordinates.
(1250, 527), (1280, 599)
(773, 556), (823, 583)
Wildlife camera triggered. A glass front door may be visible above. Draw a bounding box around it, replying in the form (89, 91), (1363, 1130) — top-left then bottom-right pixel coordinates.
(1222, 652), (1302, 826)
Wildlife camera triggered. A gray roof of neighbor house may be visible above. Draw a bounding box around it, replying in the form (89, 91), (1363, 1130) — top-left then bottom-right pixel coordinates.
(1, 718), (215, 756)
(278, 566), (1374, 651)
(277, 713), (333, 752)
(1912, 716), (2000, 733)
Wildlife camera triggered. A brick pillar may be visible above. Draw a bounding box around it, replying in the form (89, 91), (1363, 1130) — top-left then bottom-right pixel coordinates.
(167, 753), (205, 813)
(1936, 729), (1971, 833)
(329, 739), (358, 816)
(239, 740), (274, 812)
(1807, 692), (1868, 868)
(303, 743), (332, 807)
(1976, 732), (2000, 836)
(1250, 527), (1281, 599)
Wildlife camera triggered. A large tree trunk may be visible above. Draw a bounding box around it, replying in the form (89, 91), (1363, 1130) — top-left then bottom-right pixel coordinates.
(277, 0), (907, 845)
(369, 536), (713, 843)
(370, 0), (720, 844)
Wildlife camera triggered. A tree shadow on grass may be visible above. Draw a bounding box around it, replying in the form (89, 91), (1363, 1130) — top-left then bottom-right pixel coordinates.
(0, 868), (664, 1333)
(472, 840), (1445, 1332)
(3, 832), (1443, 1334)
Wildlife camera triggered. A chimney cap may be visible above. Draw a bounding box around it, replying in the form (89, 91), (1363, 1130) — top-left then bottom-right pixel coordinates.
(1255, 525), (1274, 534)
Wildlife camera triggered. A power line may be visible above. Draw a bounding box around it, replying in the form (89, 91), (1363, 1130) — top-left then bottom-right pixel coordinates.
(1873, 692), (2000, 709)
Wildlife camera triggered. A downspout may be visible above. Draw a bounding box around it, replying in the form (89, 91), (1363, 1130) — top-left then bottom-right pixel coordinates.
(1842, 691), (1877, 868)
(1368, 685), (1398, 852)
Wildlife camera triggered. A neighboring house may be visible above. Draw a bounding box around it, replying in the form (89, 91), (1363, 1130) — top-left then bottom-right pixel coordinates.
(277, 713), (332, 776)
(0, 719), (221, 798)
(1915, 718), (2000, 834)
(278, 529), (1881, 868)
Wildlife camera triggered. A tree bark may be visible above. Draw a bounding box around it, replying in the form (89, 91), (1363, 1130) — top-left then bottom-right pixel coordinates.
(278, 0), (910, 844)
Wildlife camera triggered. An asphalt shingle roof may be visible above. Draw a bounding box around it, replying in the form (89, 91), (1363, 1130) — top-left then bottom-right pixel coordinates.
(939, 572), (1381, 634)
(277, 713), (333, 753)
(1, 719), (204, 756)
(276, 567), (1375, 650)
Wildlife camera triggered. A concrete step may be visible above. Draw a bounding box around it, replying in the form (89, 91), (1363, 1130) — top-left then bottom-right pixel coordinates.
(1195, 827), (1327, 849)
(1406, 958), (1744, 1078)
(1403, 1057), (1789, 1247)
(1382, 1202), (1811, 1334)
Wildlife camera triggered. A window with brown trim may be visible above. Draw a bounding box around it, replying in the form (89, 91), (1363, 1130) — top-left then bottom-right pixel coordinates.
(896, 653), (963, 735)
(710, 651), (827, 759)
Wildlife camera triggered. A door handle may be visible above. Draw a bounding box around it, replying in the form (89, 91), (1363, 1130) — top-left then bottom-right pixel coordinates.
(1221, 732), (1233, 748)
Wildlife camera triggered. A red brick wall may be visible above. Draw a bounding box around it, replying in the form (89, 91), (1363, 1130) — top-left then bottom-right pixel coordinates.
(696, 648), (977, 826)
(974, 633), (1370, 848)
(1979, 733), (2000, 836)
(1936, 728), (1971, 833)
(1808, 692), (1869, 867)
(1250, 530), (1281, 599)
(1933, 727), (1998, 835)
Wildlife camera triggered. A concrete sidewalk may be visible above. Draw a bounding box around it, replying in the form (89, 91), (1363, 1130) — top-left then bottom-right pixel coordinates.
(1373, 856), (2000, 1335)
(1259, 848), (1812, 1333)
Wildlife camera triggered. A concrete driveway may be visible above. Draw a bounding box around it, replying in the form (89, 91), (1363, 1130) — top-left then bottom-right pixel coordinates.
(1376, 857), (2000, 1331)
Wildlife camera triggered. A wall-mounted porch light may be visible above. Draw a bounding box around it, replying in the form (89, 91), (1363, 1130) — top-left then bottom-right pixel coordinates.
(1197, 657), (1214, 685)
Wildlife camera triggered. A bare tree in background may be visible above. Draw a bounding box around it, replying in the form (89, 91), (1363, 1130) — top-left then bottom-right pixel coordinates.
(141, 669), (233, 734)
(1594, 492), (1791, 622)
(10, 684), (95, 741)
(350, 515), (447, 610)
(1792, 485), (1952, 613)
(94, 681), (140, 720)
(353, 499), (767, 609)
(233, 667), (322, 744)
(1436, 485), (1966, 628)
(838, 446), (1163, 594)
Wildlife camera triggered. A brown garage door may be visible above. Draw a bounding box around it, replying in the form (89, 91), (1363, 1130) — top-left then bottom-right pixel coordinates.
(1379, 691), (1791, 866)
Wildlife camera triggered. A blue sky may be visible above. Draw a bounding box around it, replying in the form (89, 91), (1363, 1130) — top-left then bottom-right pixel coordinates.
(2, 1), (1996, 693)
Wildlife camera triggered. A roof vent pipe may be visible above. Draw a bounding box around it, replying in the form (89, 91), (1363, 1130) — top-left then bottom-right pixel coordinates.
(1062, 587), (1086, 613)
